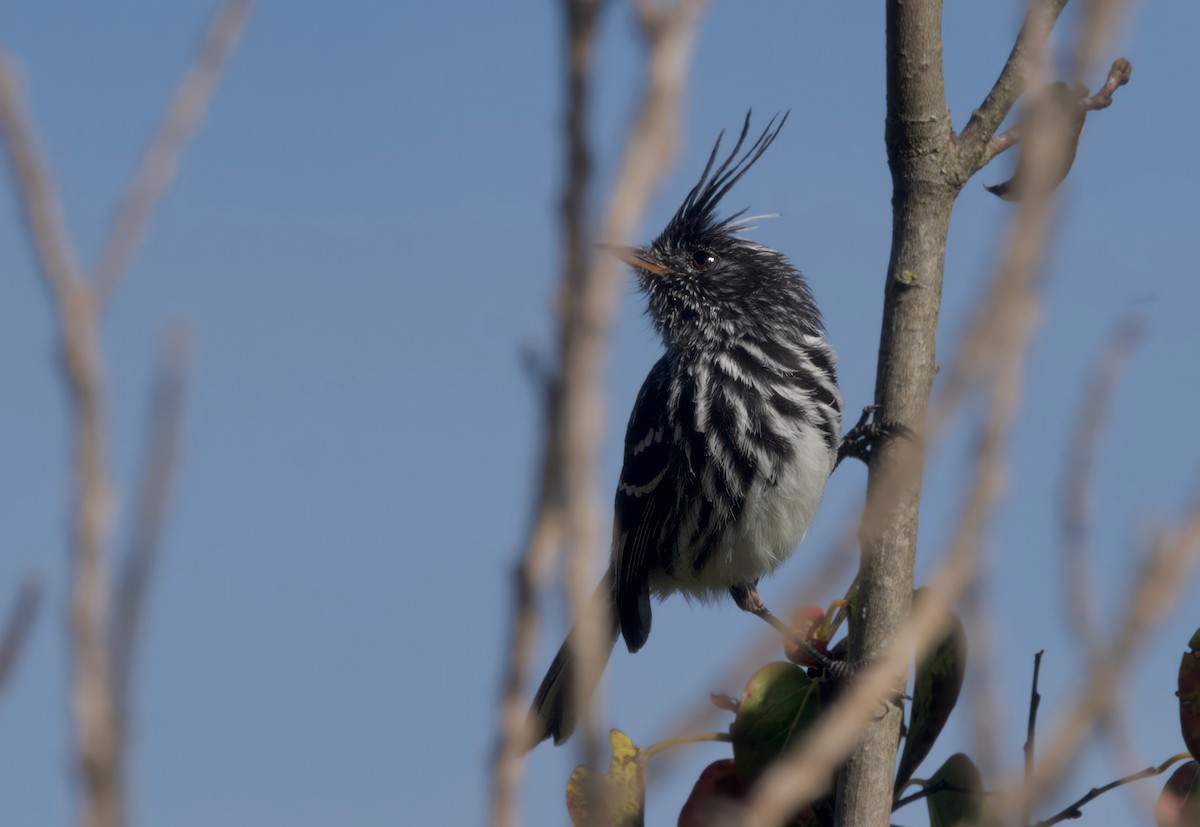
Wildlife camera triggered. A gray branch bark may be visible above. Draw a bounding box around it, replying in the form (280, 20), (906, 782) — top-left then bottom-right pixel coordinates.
(835, 1), (1069, 824)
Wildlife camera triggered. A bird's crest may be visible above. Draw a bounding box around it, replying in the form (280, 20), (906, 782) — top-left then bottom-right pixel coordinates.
(662, 111), (789, 246)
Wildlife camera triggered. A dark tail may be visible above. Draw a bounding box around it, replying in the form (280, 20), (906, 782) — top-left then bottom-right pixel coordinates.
(527, 572), (620, 748)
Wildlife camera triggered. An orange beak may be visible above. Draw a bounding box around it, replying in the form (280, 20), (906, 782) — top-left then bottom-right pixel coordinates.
(597, 244), (671, 276)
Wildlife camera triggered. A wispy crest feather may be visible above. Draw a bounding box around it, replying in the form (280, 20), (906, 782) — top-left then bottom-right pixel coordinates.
(662, 111), (789, 244)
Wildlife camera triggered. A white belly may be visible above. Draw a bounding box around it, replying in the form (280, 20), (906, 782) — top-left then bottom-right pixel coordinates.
(656, 423), (835, 601)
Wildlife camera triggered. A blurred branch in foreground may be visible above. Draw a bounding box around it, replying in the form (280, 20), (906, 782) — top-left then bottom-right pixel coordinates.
(112, 328), (193, 729)
(0, 576), (42, 703)
(0, 3), (254, 826)
(490, 0), (708, 824)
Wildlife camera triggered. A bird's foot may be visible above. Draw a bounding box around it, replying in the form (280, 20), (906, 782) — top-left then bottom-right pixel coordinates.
(731, 583), (847, 675)
(815, 656), (909, 718)
(836, 405), (913, 468)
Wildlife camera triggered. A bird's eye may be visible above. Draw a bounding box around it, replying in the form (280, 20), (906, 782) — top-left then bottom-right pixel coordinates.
(691, 250), (716, 270)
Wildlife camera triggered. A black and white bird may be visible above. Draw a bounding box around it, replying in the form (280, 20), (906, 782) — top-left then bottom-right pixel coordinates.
(529, 113), (845, 747)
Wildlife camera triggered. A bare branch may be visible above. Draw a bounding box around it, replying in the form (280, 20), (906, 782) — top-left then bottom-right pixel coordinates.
(1060, 317), (1143, 658)
(92, 0), (256, 307)
(956, 0), (1070, 174)
(111, 326), (193, 727)
(1023, 650), (1045, 825)
(489, 1), (707, 822)
(995, 497), (1200, 822)
(832, 0), (957, 820)
(1079, 56), (1132, 111)
(984, 57), (1133, 167)
(0, 47), (121, 827)
(1032, 752), (1193, 827)
(750, 312), (1039, 822)
(563, 0), (708, 762)
(0, 576), (43, 702)
(758, 15), (1072, 819)
(2, 12), (250, 825)
(0, 57), (84, 304)
(489, 0), (603, 818)
(986, 124), (1024, 161)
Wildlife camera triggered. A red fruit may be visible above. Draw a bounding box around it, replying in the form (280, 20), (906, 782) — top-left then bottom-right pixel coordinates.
(791, 605), (826, 634)
(785, 638), (831, 667)
(679, 759), (745, 827)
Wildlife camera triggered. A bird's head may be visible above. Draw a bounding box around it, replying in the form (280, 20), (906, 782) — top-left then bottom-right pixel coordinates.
(603, 112), (822, 350)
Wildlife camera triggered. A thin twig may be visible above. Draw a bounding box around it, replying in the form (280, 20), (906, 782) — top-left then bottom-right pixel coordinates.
(1023, 649), (1045, 825)
(956, 0), (1071, 172)
(1032, 752), (1193, 827)
(997, 496), (1200, 822)
(1078, 57), (1131, 112)
(0, 576), (43, 701)
(111, 326), (193, 728)
(986, 124), (1024, 161)
(985, 58), (1133, 163)
(643, 731), (732, 760)
(92, 0), (256, 307)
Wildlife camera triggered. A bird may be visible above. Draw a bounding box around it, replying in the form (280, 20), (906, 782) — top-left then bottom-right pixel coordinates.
(529, 112), (844, 747)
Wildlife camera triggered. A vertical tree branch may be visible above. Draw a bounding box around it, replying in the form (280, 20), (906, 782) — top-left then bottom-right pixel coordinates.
(0, 57), (123, 827)
(838, 1), (1081, 822)
(836, 1), (955, 823)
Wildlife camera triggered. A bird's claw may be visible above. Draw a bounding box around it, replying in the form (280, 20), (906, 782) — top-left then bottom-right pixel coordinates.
(836, 405), (913, 468)
(818, 657), (909, 715)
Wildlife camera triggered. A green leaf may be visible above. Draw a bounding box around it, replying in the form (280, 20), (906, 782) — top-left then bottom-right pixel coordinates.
(566, 729), (646, 827)
(895, 591), (968, 792)
(926, 753), (987, 827)
(1156, 761), (1200, 827)
(1179, 628), (1200, 760)
(730, 661), (822, 784)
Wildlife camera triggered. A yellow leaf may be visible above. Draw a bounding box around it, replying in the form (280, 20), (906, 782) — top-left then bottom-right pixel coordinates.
(566, 729), (646, 826)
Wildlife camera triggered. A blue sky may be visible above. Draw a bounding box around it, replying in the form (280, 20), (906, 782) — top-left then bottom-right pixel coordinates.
(0, 1), (1197, 825)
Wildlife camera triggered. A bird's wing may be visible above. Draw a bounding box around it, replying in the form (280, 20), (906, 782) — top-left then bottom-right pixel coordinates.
(612, 355), (675, 653)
